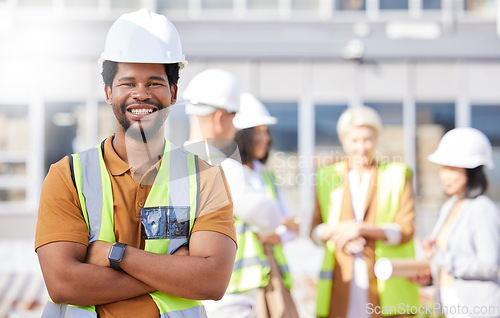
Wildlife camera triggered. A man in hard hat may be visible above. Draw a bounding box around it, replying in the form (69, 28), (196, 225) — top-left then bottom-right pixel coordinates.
(183, 74), (283, 317)
(183, 68), (241, 165)
(35, 9), (236, 318)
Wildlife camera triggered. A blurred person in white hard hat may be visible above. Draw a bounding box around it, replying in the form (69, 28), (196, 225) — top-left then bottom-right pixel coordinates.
(225, 93), (300, 318)
(35, 9), (237, 318)
(419, 127), (500, 318)
(310, 106), (419, 318)
(183, 69), (242, 164)
(183, 74), (286, 317)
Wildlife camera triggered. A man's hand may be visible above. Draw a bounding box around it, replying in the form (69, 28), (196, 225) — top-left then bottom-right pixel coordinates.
(410, 268), (432, 286)
(282, 217), (300, 233)
(85, 241), (113, 267)
(343, 237), (366, 255)
(258, 232), (282, 245)
(329, 220), (362, 251)
(419, 237), (436, 260)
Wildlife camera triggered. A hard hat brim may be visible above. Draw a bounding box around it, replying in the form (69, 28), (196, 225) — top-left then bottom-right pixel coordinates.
(428, 153), (495, 169)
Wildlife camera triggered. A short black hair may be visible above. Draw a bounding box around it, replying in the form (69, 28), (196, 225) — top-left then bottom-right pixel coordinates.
(464, 166), (488, 199)
(234, 127), (271, 165)
(101, 60), (180, 88)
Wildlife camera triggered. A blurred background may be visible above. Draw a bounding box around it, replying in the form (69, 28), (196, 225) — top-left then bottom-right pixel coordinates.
(0, 0), (499, 317)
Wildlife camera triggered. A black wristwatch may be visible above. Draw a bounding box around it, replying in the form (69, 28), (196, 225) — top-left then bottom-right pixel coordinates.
(108, 242), (127, 270)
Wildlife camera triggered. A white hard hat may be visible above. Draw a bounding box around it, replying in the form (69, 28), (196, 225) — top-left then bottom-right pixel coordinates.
(100, 9), (186, 69)
(183, 69), (242, 116)
(428, 127), (494, 169)
(233, 93), (277, 130)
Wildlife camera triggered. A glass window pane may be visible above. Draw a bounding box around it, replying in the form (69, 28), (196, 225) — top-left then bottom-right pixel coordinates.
(315, 105), (347, 148)
(266, 103), (298, 152)
(202, 0), (233, 9)
(471, 105), (500, 201)
(423, 0), (441, 9)
(365, 103), (403, 160)
(416, 102), (455, 132)
(110, 0), (141, 10)
(416, 103), (455, 204)
(465, 0), (495, 12)
(380, 0), (408, 9)
(471, 105), (500, 147)
(158, 0), (188, 10)
(66, 0), (99, 8)
(248, 0), (279, 10)
(292, 0), (320, 10)
(18, 0), (51, 7)
(336, 0), (366, 10)
(45, 102), (79, 172)
(365, 102), (402, 125)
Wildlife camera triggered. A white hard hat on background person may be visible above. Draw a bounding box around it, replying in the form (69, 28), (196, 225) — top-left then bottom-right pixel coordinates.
(233, 93), (277, 130)
(100, 8), (186, 68)
(428, 127), (495, 169)
(183, 69), (242, 116)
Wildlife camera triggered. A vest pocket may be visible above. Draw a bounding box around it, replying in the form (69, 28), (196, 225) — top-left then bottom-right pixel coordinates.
(141, 206), (190, 240)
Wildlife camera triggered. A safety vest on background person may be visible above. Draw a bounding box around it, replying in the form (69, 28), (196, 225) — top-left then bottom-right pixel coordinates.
(315, 161), (419, 317)
(227, 170), (292, 293)
(41, 140), (206, 318)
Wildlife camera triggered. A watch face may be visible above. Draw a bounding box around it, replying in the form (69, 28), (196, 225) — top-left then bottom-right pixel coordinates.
(109, 245), (124, 260)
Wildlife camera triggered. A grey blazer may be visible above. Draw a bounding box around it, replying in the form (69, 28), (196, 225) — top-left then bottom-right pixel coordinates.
(431, 195), (500, 317)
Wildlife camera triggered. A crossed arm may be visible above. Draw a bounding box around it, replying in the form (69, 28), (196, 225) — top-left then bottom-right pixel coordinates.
(37, 230), (236, 306)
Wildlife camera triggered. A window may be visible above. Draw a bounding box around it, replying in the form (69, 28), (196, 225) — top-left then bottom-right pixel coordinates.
(416, 102), (455, 132)
(336, 0), (365, 10)
(416, 103), (455, 203)
(365, 102), (404, 161)
(202, 0), (233, 10)
(45, 102), (79, 172)
(110, 0), (141, 10)
(292, 0), (321, 11)
(0, 103), (30, 204)
(248, 0), (279, 10)
(423, 0), (441, 9)
(471, 105), (500, 201)
(471, 105), (500, 146)
(266, 103), (298, 152)
(158, 0), (188, 11)
(315, 104), (347, 149)
(66, 0), (99, 8)
(379, 0), (408, 10)
(17, 0), (51, 7)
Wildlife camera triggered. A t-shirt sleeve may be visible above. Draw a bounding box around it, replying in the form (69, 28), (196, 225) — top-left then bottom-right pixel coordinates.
(191, 158), (237, 245)
(35, 156), (90, 251)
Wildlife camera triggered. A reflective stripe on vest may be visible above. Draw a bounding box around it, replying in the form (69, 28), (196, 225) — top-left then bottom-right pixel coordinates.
(227, 169), (292, 293)
(260, 170), (293, 290)
(226, 220), (270, 293)
(315, 162), (419, 317)
(41, 141), (206, 318)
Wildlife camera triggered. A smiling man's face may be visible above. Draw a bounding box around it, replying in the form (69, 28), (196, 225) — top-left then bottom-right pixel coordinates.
(105, 62), (178, 140)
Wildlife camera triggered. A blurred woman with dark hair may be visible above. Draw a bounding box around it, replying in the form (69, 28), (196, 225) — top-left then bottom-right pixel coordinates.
(228, 93), (299, 318)
(422, 127), (500, 318)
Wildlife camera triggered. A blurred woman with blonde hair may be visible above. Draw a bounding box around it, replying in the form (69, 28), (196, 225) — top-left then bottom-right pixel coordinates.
(311, 106), (419, 318)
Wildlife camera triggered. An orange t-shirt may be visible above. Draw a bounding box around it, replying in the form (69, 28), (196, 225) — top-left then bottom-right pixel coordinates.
(35, 136), (236, 318)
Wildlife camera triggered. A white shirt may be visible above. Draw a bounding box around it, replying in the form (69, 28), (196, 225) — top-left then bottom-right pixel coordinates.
(347, 170), (371, 318)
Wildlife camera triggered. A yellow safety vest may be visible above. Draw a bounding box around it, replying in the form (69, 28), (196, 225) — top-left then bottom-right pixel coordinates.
(227, 169), (293, 293)
(41, 140), (206, 318)
(316, 161), (419, 317)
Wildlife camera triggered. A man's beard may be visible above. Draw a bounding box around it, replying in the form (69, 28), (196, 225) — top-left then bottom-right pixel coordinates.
(114, 101), (170, 141)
